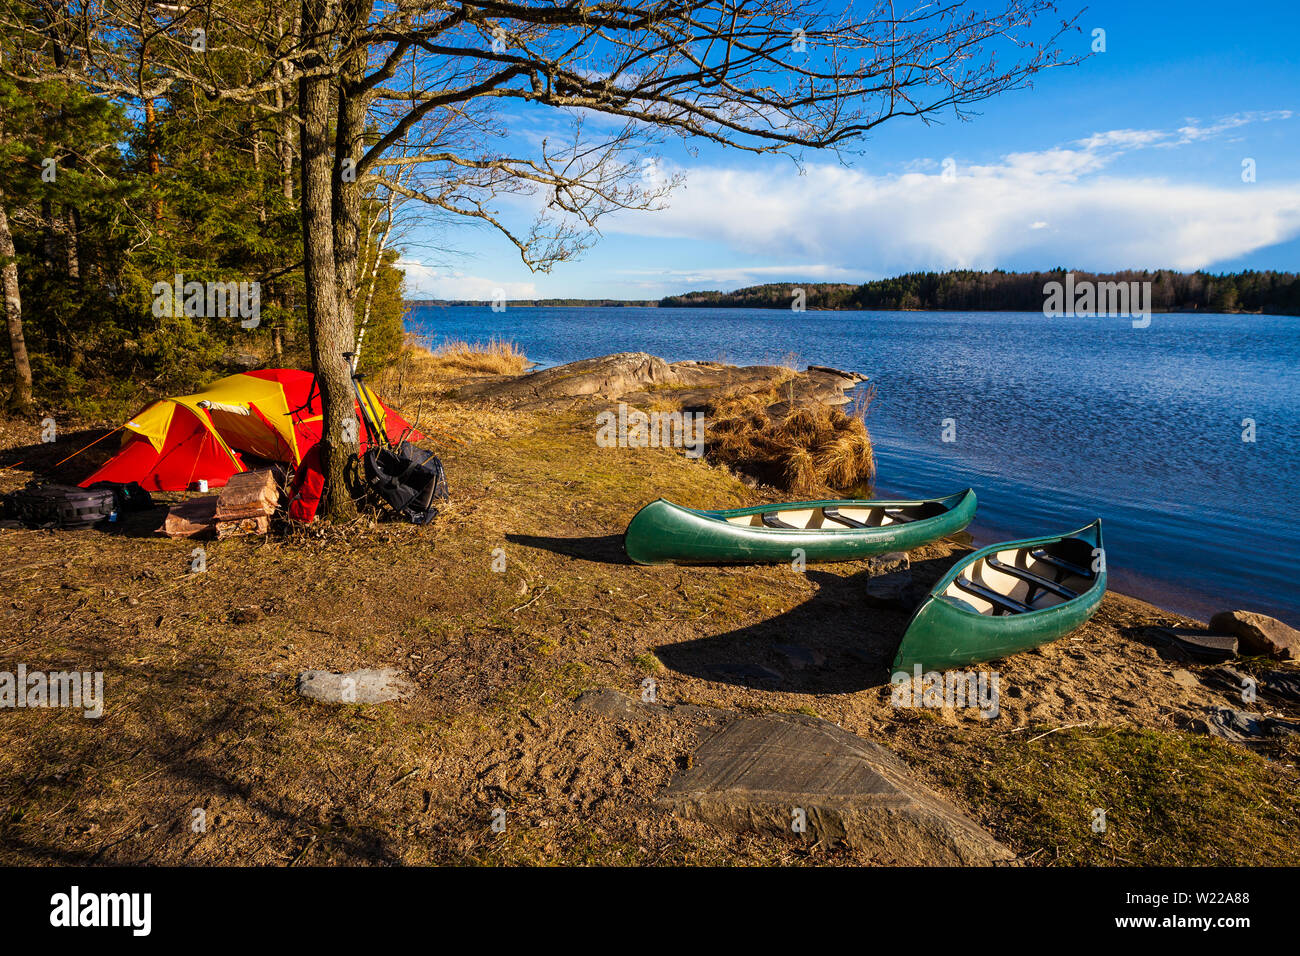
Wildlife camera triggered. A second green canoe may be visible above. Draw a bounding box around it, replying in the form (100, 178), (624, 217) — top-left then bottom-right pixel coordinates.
(892, 519), (1106, 673)
(624, 489), (976, 565)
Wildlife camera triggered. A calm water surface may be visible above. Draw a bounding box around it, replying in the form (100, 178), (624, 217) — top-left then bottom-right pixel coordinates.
(408, 305), (1300, 625)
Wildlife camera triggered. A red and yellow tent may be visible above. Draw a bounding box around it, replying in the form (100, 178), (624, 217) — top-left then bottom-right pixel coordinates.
(80, 368), (420, 492)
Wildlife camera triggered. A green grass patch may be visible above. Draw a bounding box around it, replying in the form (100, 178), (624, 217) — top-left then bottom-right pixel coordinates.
(934, 726), (1300, 865)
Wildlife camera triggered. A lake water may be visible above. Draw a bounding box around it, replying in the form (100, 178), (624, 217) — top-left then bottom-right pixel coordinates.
(407, 305), (1300, 625)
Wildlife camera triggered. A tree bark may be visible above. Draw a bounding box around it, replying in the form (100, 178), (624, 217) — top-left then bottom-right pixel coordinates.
(332, 0), (374, 354)
(299, 0), (357, 520)
(0, 193), (33, 413)
(275, 12), (298, 202)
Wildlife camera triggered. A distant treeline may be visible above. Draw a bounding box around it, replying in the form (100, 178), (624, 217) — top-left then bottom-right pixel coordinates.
(410, 298), (658, 308)
(657, 270), (1300, 314)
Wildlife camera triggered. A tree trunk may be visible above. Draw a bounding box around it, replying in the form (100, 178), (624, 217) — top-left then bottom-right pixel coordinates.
(354, 190), (394, 370)
(299, 0), (357, 520)
(276, 12), (298, 202)
(0, 193), (33, 413)
(332, 0), (374, 354)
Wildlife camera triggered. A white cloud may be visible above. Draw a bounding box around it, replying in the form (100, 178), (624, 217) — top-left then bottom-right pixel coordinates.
(600, 114), (1300, 273)
(1174, 110), (1293, 144)
(397, 259), (538, 300)
(614, 263), (863, 289)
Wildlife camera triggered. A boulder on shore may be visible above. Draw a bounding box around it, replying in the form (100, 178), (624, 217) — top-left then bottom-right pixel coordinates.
(1209, 610), (1299, 660)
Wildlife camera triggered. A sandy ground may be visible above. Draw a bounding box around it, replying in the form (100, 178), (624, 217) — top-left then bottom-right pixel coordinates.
(0, 385), (1296, 866)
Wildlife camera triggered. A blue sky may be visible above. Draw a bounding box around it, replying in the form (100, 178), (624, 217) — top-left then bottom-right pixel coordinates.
(397, 1), (1300, 300)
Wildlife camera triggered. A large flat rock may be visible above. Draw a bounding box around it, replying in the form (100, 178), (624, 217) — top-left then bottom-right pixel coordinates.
(453, 352), (867, 414)
(657, 713), (1013, 865)
(455, 352), (674, 404)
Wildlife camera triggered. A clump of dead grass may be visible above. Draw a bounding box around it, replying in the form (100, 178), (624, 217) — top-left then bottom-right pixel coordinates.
(377, 334), (529, 393)
(430, 337), (529, 375)
(706, 389), (875, 496)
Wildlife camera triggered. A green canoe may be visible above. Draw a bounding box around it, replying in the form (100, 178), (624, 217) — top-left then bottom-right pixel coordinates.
(623, 489), (976, 565)
(892, 519), (1106, 673)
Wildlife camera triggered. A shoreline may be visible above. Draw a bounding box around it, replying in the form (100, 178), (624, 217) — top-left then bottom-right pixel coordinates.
(427, 345), (1279, 627)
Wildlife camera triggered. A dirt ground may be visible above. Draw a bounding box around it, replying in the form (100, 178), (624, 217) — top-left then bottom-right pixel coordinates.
(1, 371), (1297, 866)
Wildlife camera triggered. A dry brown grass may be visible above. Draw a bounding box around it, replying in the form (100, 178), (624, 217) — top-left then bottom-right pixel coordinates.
(433, 337), (529, 375)
(706, 390), (875, 496)
(378, 335), (529, 390)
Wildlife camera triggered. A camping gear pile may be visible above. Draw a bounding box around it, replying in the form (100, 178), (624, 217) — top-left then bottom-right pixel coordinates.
(71, 366), (444, 525)
(160, 468), (280, 539)
(624, 491), (1106, 672)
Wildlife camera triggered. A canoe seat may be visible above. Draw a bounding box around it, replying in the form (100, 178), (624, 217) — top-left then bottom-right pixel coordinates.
(881, 508), (916, 524)
(954, 576), (1033, 615)
(986, 555), (1079, 600)
(821, 507), (867, 528)
(1028, 547), (1094, 581)
(760, 513), (798, 529)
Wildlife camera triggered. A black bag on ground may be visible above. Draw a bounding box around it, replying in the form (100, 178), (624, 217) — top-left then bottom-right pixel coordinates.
(7, 483), (117, 528)
(361, 441), (449, 525)
(88, 480), (154, 514)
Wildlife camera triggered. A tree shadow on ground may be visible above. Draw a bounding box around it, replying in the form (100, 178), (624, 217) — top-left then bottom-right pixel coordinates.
(0, 645), (409, 866)
(506, 532), (632, 565)
(655, 554), (965, 695)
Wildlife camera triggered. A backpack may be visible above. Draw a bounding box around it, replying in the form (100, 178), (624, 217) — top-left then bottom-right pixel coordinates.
(88, 481), (155, 514)
(362, 441), (449, 525)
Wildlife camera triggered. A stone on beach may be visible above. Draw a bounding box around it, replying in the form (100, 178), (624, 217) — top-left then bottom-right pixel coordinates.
(1209, 610), (1299, 660)
(866, 551), (910, 576)
(865, 569), (915, 608)
(296, 668), (415, 705)
(454, 352), (675, 405)
(1145, 625), (1238, 662)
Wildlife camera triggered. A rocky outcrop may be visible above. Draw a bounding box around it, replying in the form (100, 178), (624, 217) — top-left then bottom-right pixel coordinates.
(1209, 610), (1299, 660)
(454, 352), (675, 405)
(452, 352), (867, 413)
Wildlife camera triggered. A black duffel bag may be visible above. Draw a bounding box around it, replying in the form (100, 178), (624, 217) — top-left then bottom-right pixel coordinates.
(361, 441), (449, 525)
(7, 483), (118, 528)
